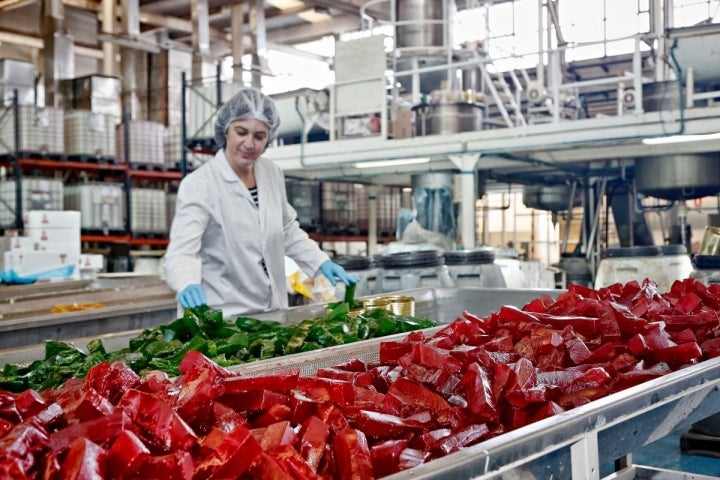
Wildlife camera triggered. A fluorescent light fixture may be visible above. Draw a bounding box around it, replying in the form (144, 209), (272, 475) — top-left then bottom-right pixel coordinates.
(642, 132), (720, 145)
(354, 157), (431, 169)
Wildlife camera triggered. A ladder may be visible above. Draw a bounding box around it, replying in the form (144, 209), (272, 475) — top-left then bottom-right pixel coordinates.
(478, 59), (527, 128)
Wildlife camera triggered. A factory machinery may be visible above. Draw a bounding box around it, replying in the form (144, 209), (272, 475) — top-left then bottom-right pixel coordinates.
(2, 285), (720, 479)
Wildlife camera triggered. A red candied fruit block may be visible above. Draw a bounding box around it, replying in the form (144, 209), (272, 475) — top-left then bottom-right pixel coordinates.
(106, 430), (149, 480)
(333, 428), (374, 480)
(60, 437), (106, 480)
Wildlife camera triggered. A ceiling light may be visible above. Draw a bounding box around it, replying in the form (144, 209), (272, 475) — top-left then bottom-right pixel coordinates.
(642, 132), (720, 145)
(265, 0), (304, 10)
(297, 9), (332, 23)
(354, 157), (431, 169)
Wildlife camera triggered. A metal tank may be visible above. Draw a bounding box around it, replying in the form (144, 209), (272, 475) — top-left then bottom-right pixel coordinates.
(394, 0), (455, 94)
(395, 0), (449, 50)
(414, 101), (483, 136)
(634, 154), (720, 201)
(522, 184), (581, 212)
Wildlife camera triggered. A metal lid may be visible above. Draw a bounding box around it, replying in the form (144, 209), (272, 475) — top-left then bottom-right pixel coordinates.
(333, 255), (373, 271)
(660, 244), (688, 255)
(693, 255), (720, 270)
(443, 248), (496, 265)
(493, 247), (520, 259)
(377, 250), (445, 268)
(603, 246), (663, 258)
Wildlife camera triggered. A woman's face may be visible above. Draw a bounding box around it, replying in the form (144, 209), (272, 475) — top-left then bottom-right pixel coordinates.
(224, 118), (270, 169)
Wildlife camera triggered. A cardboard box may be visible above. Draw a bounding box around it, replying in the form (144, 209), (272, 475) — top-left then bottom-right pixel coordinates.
(393, 108), (413, 139)
(26, 227), (81, 245)
(3, 250), (79, 277)
(27, 210), (81, 229)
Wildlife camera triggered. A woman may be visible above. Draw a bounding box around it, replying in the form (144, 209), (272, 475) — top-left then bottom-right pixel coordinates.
(164, 88), (356, 316)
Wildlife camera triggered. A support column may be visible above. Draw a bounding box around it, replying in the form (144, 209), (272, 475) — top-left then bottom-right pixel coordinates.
(449, 154), (480, 250)
(41, 0), (74, 108)
(249, 0), (267, 88)
(101, 0), (118, 76)
(191, 0), (215, 81)
(367, 185), (379, 256)
(230, 3), (245, 83)
(120, 0), (141, 120)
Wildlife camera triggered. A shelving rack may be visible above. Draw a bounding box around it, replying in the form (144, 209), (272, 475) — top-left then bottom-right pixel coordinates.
(0, 90), (183, 248)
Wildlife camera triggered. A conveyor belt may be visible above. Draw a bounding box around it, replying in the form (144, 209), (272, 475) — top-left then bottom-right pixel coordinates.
(0, 276), (177, 349)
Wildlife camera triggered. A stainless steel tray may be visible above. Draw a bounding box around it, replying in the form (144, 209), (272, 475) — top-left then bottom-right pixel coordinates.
(226, 324), (720, 480)
(0, 287), (557, 365)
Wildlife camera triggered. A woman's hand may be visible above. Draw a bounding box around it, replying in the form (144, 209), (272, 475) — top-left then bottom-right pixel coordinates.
(319, 260), (359, 286)
(178, 284), (207, 308)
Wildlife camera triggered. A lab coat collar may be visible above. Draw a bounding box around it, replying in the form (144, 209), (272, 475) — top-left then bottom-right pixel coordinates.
(215, 150), (242, 184)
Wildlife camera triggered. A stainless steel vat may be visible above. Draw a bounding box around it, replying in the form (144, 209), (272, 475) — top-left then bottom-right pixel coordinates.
(414, 101), (483, 136)
(634, 154), (720, 200)
(395, 0), (450, 49)
(523, 184), (581, 212)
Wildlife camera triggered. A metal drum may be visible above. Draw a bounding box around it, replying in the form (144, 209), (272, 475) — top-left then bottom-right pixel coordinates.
(444, 248), (506, 288)
(375, 250), (454, 293)
(595, 245), (693, 293)
(690, 255), (720, 285)
(634, 154), (720, 201)
(414, 101), (484, 136)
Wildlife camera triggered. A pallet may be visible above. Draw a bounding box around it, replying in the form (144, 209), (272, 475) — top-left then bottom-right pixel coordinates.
(680, 430), (720, 457)
(67, 154), (119, 165)
(129, 162), (168, 172)
(0, 151), (68, 162)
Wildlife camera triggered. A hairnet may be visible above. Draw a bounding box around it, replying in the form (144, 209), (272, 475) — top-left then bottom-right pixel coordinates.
(214, 88), (281, 148)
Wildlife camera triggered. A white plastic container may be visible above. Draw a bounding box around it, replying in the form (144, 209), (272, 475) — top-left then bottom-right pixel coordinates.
(117, 120), (165, 165)
(0, 177), (63, 227)
(594, 245), (694, 293)
(0, 106), (64, 155)
(64, 110), (117, 158)
(64, 183), (124, 231)
(131, 188), (167, 233)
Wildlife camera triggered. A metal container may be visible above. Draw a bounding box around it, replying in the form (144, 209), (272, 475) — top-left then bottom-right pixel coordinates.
(595, 245), (693, 293)
(523, 184), (581, 212)
(415, 101), (483, 136)
(0, 58), (36, 107)
(642, 80), (680, 112)
(634, 154), (720, 200)
(444, 249), (506, 288)
(699, 226), (720, 256)
(395, 0), (450, 50)
(375, 250), (454, 293)
(59, 75), (121, 117)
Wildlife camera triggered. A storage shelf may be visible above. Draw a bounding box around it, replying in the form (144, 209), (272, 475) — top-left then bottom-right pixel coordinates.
(1, 157), (126, 173)
(81, 234), (169, 247)
(1, 157), (183, 181)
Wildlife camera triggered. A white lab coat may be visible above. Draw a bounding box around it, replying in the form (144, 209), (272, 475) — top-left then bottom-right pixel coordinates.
(164, 151), (329, 317)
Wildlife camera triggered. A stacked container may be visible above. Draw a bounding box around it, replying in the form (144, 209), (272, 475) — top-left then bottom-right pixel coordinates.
(64, 182), (124, 231)
(3, 210), (81, 281)
(164, 124), (213, 170)
(64, 111), (117, 158)
(117, 120), (165, 165)
(0, 106), (64, 155)
(444, 248), (506, 288)
(131, 188), (167, 234)
(594, 245), (694, 293)
(375, 250), (454, 294)
(0, 176), (63, 227)
(0, 58), (36, 107)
